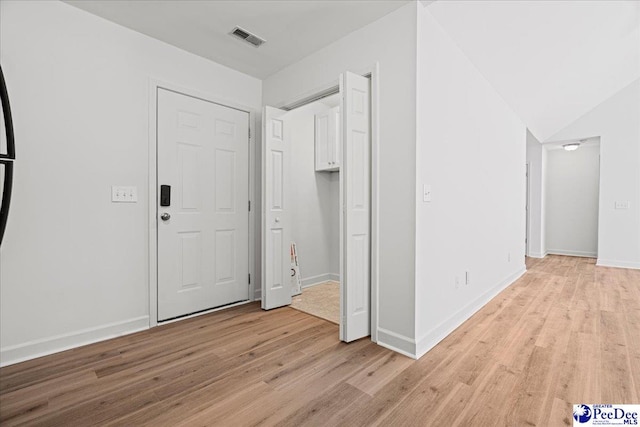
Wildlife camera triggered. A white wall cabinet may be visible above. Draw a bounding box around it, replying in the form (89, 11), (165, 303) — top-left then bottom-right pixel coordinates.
(315, 106), (340, 172)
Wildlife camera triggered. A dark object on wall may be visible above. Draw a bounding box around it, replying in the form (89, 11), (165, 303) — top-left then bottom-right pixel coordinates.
(0, 64), (15, 247)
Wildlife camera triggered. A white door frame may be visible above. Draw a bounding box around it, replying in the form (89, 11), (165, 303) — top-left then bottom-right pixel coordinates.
(273, 64), (380, 343)
(148, 79), (257, 328)
(525, 162), (530, 257)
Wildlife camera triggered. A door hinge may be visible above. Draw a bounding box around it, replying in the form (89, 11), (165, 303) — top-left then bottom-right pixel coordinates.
(248, 200), (251, 211)
(248, 274), (251, 284)
(248, 128), (251, 139)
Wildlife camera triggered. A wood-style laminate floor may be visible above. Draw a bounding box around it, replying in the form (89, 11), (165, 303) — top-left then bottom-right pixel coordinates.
(1, 255), (639, 426)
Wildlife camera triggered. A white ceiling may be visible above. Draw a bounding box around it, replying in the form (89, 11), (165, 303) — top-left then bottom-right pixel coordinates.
(427, 0), (640, 141)
(64, 0), (639, 140)
(64, 0), (409, 79)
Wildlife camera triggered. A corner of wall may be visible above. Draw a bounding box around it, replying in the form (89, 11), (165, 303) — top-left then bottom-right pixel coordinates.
(377, 328), (418, 359)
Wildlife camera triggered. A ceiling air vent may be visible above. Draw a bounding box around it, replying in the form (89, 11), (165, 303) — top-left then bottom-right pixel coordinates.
(230, 26), (266, 48)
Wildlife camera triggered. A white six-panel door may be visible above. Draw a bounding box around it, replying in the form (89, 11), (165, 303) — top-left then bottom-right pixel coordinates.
(157, 88), (249, 321)
(262, 106), (292, 310)
(340, 72), (371, 342)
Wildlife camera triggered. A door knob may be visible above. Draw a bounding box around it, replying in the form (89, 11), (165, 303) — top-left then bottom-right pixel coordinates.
(275, 217), (280, 223)
(161, 212), (171, 221)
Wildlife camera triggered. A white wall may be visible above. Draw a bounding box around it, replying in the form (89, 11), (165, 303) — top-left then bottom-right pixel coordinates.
(263, 3), (418, 353)
(415, 6), (527, 358)
(545, 144), (600, 257)
(0, 0), (261, 365)
(548, 79), (640, 269)
(526, 130), (545, 257)
(288, 101), (339, 286)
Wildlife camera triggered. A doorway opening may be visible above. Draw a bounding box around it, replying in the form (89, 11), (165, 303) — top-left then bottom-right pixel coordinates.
(543, 137), (601, 258)
(262, 68), (378, 343)
(284, 93), (341, 324)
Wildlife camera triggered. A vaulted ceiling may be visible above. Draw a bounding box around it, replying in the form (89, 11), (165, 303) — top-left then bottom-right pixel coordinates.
(66, 0), (639, 141)
(427, 0), (640, 141)
(64, 0), (409, 79)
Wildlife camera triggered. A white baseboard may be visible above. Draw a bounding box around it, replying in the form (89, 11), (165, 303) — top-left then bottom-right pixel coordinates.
(377, 327), (417, 359)
(596, 259), (640, 270)
(415, 266), (526, 359)
(528, 251), (547, 259)
(302, 273), (340, 288)
(546, 249), (597, 258)
(0, 316), (149, 367)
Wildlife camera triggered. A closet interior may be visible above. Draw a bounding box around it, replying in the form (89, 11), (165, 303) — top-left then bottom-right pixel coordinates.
(288, 93), (341, 324)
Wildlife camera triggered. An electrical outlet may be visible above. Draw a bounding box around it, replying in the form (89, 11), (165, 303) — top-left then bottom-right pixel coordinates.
(465, 271), (470, 286)
(423, 184), (432, 202)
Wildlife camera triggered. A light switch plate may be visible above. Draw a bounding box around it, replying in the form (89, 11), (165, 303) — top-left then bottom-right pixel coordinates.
(423, 184), (432, 202)
(112, 186), (138, 203)
(615, 201), (630, 210)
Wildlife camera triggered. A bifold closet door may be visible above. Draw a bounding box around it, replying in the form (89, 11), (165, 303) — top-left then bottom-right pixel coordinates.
(340, 71), (371, 342)
(261, 106), (292, 310)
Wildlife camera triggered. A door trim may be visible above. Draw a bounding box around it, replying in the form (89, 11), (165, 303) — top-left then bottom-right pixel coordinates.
(525, 162), (530, 257)
(275, 64), (380, 343)
(148, 78), (256, 328)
